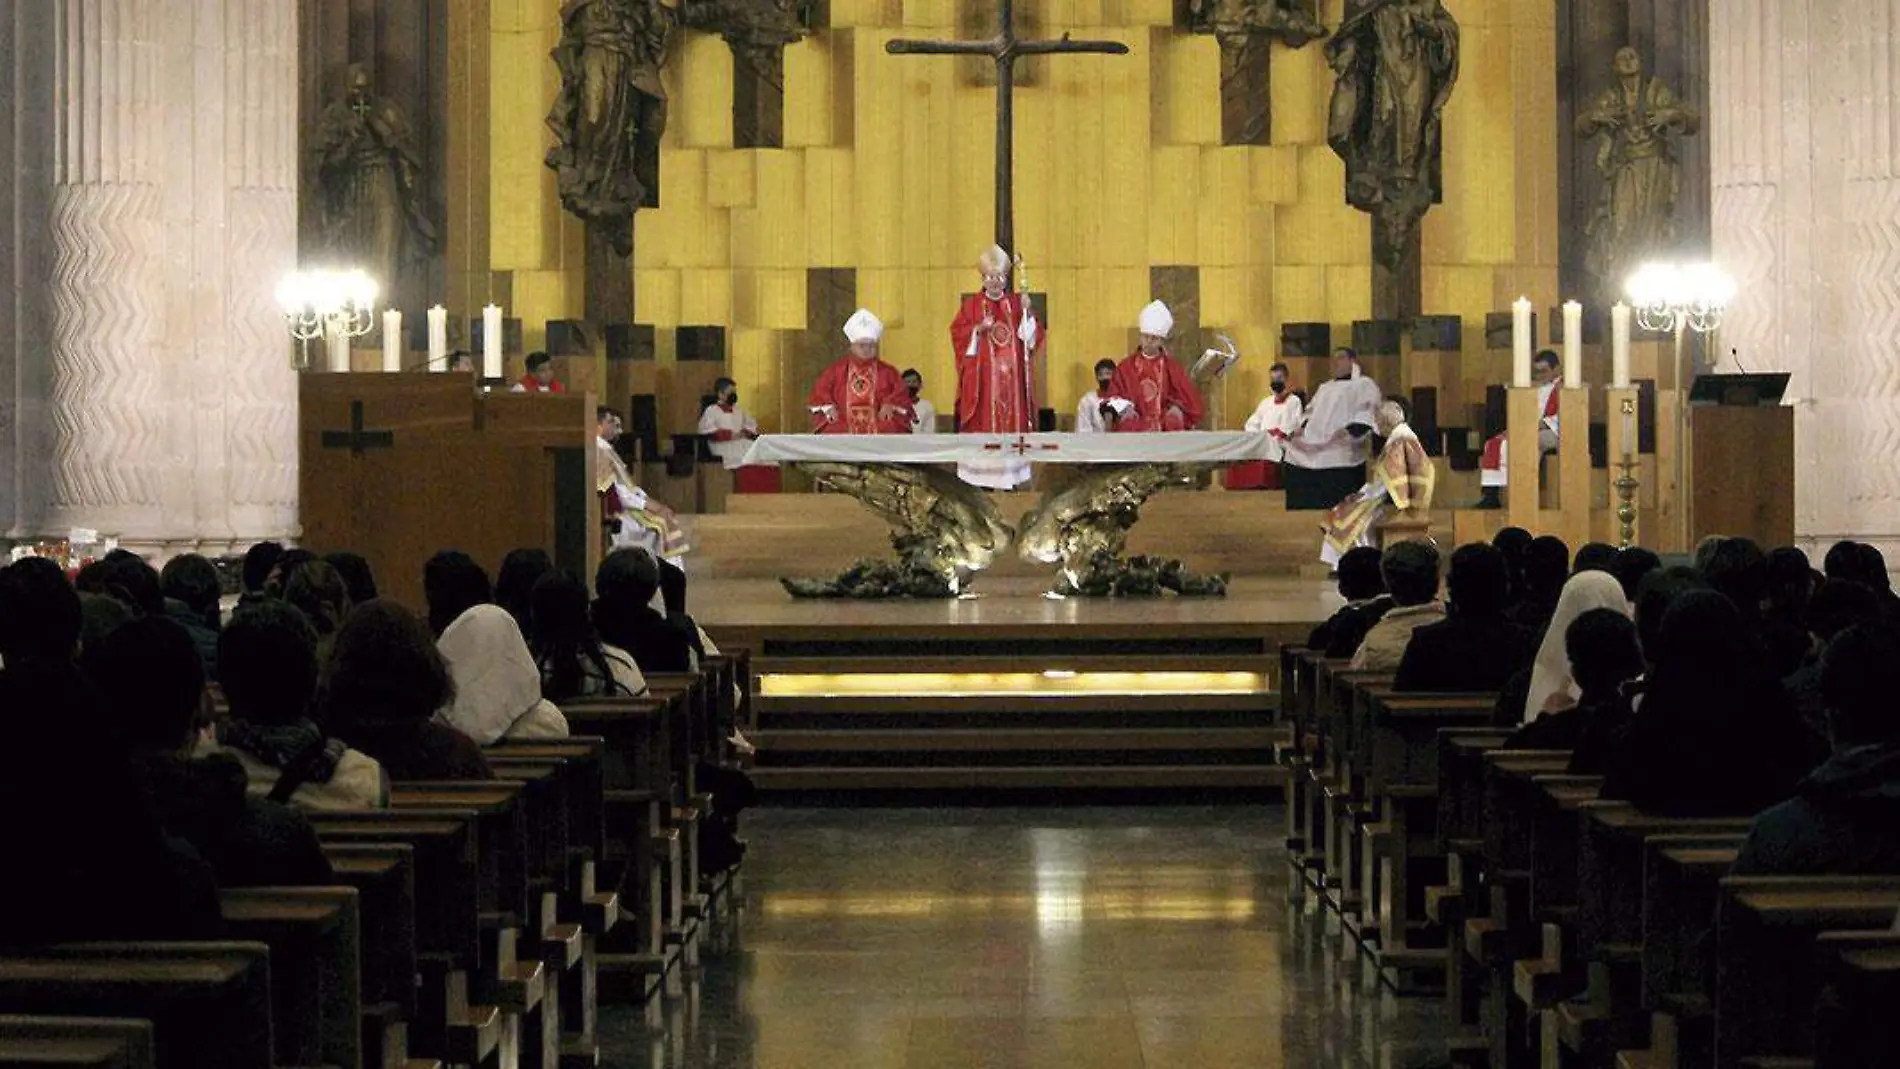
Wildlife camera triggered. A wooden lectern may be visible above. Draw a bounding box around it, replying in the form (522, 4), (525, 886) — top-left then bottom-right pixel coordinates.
(300, 376), (601, 611)
(1688, 374), (1794, 549)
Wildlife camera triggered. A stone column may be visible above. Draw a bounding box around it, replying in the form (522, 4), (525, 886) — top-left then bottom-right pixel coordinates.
(38, 0), (298, 555)
(1712, 0), (1900, 558)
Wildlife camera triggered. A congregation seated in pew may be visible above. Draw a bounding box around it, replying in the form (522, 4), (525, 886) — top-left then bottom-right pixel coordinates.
(1785, 577), (1884, 735)
(1494, 568), (1632, 730)
(531, 570), (649, 701)
(206, 600), (388, 810)
(0, 557), (223, 947)
(1505, 534), (1570, 639)
(1503, 606), (1642, 773)
(157, 552), (222, 680)
(1349, 540), (1443, 672)
(495, 546), (555, 636)
(1572, 540), (1618, 576)
(320, 600), (494, 781)
(438, 604), (571, 743)
(1600, 589), (1826, 816)
(280, 558), (350, 662)
(1394, 542), (1535, 694)
(1733, 620), (1900, 875)
(1307, 546), (1392, 659)
(1609, 543), (1661, 602)
(593, 547), (697, 675)
(86, 615), (334, 889)
(320, 549), (379, 606)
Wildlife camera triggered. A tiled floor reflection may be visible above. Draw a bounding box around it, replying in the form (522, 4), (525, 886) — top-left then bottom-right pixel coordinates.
(599, 807), (1450, 1068)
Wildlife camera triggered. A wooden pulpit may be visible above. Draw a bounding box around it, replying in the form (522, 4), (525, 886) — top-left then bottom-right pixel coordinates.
(1690, 401), (1794, 549)
(300, 375), (602, 610)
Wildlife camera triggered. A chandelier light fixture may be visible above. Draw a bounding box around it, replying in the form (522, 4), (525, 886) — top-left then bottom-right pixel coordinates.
(277, 268), (379, 369)
(1625, 261), (1735, 334)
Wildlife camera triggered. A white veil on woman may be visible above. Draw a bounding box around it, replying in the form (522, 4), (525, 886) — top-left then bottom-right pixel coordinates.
(1521, 571), (1631, 723)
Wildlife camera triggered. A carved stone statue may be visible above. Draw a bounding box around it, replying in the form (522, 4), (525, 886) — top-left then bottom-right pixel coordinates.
(1576, 47), (1701, 295)
(1325, 0), (1460, 265)
(312, 64), (438, 290)
(681, 0), (807, 91)
(780, 462), (1015, 599)
(1187, 0), (1327, 48)
(546, 0), (677, 258)
(1017, 464), (1230, 597)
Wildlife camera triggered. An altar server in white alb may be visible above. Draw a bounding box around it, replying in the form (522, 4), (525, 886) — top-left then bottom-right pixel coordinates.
(1282, 346), (1384, 509)
(697, 377), (759, 467)
(1074, 360), (1118, 433)
(1227, 362), (1305, 490)
(902, 369), (938, 434)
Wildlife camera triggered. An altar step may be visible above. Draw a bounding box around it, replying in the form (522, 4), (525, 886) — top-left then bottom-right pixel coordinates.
(749, 691), (1287, 800)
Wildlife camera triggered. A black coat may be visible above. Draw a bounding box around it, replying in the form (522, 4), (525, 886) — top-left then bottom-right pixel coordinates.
(131, 753), (334, 888)
(1731, 742), (1900, 876)
(1392, 615), (1538, 694)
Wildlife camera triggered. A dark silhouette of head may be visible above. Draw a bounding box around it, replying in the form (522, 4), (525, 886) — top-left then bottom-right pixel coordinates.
(1382, 540), (1441, 608)
(321, 552), (379, 607)
(1446, 543), (1510, 619)
(1573, 542), (1618, 577)
(84, 616), (206, 754)
(0, 557), (82, 667)
(1702, 537), (1769, 615)
(159, 554), (222, 623)
(1821, 623), (1900, 748)
(1611, 547), (1662, 603)
(219, 600), (320, 727)
(242, 541), (285, 594)
(495, 549), (556, 638)
(1565, 608), (1643, 701)
(1336, 546), (1386, 602)
(1522, 536), (1571, 604)
(423, 550), (493, 636)
(322, 600), (455, 728)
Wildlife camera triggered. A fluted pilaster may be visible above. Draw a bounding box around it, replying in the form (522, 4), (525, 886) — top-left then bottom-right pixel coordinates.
(33, 0), (298, 552)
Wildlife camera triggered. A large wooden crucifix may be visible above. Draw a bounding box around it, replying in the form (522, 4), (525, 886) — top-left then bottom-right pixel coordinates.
(887, 1), (1129, 256)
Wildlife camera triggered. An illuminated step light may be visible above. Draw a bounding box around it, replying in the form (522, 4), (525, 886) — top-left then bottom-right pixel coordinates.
(759, 670), (1267, 698)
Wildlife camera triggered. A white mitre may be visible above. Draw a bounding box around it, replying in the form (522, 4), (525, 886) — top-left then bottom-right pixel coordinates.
(978, 245), (1011, 274)
(1138, 299), (1174, 338)
(843, 308), (884, 344)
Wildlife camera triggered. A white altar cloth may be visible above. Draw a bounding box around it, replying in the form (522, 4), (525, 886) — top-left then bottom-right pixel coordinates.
(740, 431), (1276, 467)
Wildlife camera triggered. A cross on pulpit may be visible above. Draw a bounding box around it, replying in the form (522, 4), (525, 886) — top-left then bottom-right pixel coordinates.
(887, 1), (1128, 254)
(319, 400), (395, 456)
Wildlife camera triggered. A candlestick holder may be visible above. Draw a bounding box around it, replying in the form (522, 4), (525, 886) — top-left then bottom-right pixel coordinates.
(1614, 456), (1641, 549)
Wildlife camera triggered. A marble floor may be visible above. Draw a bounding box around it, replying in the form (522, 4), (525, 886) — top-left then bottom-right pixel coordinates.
(598, 806), (1451, 1069)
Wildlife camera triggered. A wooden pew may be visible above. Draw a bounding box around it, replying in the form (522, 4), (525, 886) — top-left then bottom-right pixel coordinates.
(1815, 935), (1900, 1068)
(554, 698), (676, 1000)
(1357, 689), (1500, 980)
(309, 811), (504, 1067)
(1428, 727), (1514, 1061)
(0, 944), (272, 1069)
(1277, 646), (1320, 862)
(1715, 876), (1900, 1068)
(0, 1015), (155, 1068)
(217, 886), (362, 1069)
(1471, 749), (1574, 1069)
(322, 842), (426, 1069)
(1609, 835), (1747, 1069)
(1549, 806), (1758, 1066)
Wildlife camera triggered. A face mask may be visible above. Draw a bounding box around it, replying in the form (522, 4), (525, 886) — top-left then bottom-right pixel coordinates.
(1271, 379), (1287, 393)
(724, 392), (738, 406)
(907, 385), (921, 398)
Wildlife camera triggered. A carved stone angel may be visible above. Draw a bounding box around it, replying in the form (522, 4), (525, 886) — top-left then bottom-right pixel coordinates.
(546, 0), (677, 257)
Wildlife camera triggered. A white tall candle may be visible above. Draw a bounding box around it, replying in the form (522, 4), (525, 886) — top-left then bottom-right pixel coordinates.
(427, 305), (448, 372)
(382, 309), (403, 373)
(1512, 297), (1534, 388)
(326, 328), (350, 373)
(1610, 302), (1632, 388)
(482, 304), (504, 380)
(1562, 300), (1583, 389)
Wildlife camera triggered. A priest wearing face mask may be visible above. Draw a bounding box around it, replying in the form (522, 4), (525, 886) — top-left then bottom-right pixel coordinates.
(1228, 363), (1305, 489)
(1075, 359), (1119, 433)
(808, 309), (913, 434)
(1101, 301), (1205, 432)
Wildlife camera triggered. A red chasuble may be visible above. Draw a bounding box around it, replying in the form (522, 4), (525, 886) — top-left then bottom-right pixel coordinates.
(808, 356), (912, 434)
(950, 292), (1039, 433)
(1105, 350), (1205, 432)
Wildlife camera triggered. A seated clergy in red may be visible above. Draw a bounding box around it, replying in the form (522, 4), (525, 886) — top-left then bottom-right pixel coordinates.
(1104, 300), (1205, 432)
(808, 308), (913, 434)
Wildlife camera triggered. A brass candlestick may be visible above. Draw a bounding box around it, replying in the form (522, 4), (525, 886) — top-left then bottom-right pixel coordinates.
(1614, 457), (1641, 549)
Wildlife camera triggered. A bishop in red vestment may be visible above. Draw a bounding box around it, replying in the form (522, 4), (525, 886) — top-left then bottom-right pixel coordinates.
(808, 308), (913, 435)
(1104, 301), (1205, 432)
(951, 245), (1042, 436)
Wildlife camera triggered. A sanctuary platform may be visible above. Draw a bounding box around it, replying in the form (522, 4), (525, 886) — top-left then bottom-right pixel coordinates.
(695, 574), (1338, 800)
